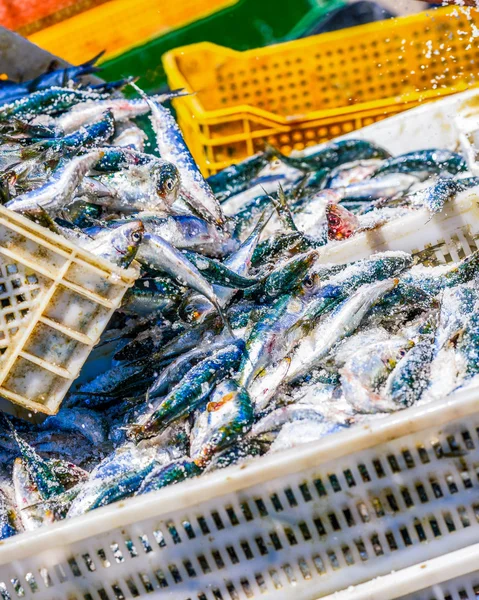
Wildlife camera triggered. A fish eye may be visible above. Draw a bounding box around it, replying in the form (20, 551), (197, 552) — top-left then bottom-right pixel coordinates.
(131, 231), (142, 242)
(166, 179), (174, 191)
(303, 275), (314, 289)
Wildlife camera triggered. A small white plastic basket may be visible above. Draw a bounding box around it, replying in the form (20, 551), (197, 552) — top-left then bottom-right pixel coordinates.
(0, 206), (138, 416)
(2, 90), (479, 600)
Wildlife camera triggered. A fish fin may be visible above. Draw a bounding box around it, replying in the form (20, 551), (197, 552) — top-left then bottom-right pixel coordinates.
(89, 77), (136, 94)
(153, 88), (191, 103)
(78, 50), (106, 71)
(251, 207), (275, 236)
(26, 207), (60, 233)
(130, 81), (190, 105)
(213, 300), (235, 338)
(290, 173), (310, 202)
(263, 142), (282, 160)
(267, 184), (298, 233)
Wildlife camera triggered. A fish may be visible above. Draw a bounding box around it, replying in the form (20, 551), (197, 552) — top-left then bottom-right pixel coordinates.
(412, 176), (479, 214)
(92, 160), (181, 213)
(0, 53), (104, 104)
(182, 251), (258, 289)
(0, 87), (109, 120)
(286, 278), (399, 383)
(126, 341), (245, 441)
(208, 151), (273, 202)
(136, 233), (231, 328)
(82, 220), (144, 268)
(131, 83), (225, 226)
(66, 445), (169, 516)
(190, 379), (254, 467)
(135, 214), (237, 257)
(382, 320), (437, 408)
(136, 459), (201, 495)
(0, 488), (21, 539)
(267, 139), (390, 172)
(5, 150), (102, 213)
(121, 276), (183, 316)
(340, 336), (415, 413)
(372, 149), (467, 178)
(56, 89), (188, 133)
(21, 110), (115, 153)
(259, 250), (319, 299)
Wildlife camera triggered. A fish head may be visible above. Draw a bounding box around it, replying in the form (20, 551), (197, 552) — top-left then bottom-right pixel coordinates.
(192, 379), (250, 467)
(179, 294), (215, 324)
(154, 162), (181, 206)
(299, 271), (322, 296)
(111, 220), (144, 267)
(326, 203), (360, 240)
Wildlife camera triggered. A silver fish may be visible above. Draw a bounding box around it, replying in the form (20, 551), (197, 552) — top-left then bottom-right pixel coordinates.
(136, 233), (229, 328)
(93, 160), (181, 213)
(286, 278), (398, 383)
(61, 220), (144, 268)
(131, 82), (225, 226)
(5, 150), (102, 212)
(56, 92), (186, 133)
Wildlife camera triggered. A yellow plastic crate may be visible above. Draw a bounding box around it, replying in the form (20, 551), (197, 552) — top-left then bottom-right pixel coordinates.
(0, 206), (138, 416)
(27, 0), (239, 66)
(163, 6), (479, 175)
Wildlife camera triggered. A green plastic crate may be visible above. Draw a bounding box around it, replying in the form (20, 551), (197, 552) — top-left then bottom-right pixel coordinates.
(100, 0), (344, 92)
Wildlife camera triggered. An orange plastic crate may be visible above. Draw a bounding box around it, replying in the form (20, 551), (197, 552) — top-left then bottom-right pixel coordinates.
(163, 6), (479, 175)
(27, 0), (239, 65)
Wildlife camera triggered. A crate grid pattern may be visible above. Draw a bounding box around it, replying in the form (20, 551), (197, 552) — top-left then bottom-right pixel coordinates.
(4, 407), (479, 600)
(164, 7), (479, 174)
(0, 206), (137, 415)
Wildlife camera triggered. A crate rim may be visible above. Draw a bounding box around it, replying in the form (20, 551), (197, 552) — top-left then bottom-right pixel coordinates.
(329, 540), (479, 600)
(162, 6), (476, 125)
(0, 205), (139, 286)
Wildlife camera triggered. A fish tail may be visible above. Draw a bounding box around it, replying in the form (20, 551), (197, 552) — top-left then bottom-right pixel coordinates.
(130, 81), (190, 106)
(154, 88), (191, 103)
(90, 77), (135, 94)
(213, 300), (235, 338)
(20, 143), (45, 160)
(78, 50), (106, 73)
(263, 142), (282, 159)
(269, 184), (298, 233)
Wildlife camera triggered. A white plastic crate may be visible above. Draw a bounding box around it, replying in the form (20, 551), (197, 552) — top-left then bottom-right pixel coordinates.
(0, 205), (138, 416)
(2, 89), (479, 600)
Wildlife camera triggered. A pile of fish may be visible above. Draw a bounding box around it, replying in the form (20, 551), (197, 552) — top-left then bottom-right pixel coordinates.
(1, 55), (479, 540)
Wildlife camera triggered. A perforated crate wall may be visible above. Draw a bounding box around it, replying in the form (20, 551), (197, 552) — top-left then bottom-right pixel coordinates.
(4, 393), (479, 600)
(164, 6), (479, 174)
(0, 206), (137, 415)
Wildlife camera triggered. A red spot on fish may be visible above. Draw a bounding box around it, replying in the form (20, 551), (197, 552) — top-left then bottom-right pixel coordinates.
(326, 203), (360, 240)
